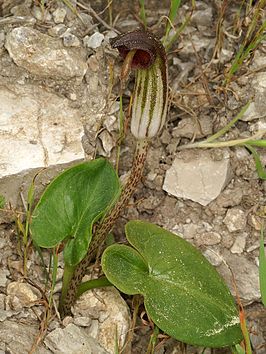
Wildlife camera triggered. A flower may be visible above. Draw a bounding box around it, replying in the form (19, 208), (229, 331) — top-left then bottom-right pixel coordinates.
(111, 29), (168, 140)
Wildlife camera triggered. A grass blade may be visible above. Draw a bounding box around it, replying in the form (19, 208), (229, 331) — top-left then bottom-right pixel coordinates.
(165, 0), (182, 39)
(139, 0), (147, 28)
(245, 145), (266, 180)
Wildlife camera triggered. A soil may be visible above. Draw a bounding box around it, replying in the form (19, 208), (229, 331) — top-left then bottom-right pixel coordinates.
(0, 1), (266, 354)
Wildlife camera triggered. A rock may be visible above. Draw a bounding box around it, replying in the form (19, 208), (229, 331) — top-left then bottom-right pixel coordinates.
(45, 324), (107, 353)
(5, 27), (87, 79)
(223, 207), (246, 232)
(191, 3), (213, 27)
(195, 231), (221, 246)
(0, 320), (51, 353)
(203, 248), (223, 266)
(6, 281), (40, 309)
(73, 287), (130, 353)
(32, 5), (52, 22)
(48, 24), (67, 37)
(52, 7), (67, 23)
(231, 233), (247, 254)
(0, 268), (9, 287)
(74, 316), (92, 327)
(163, 150), (232, 206)
(0, 32), (5, 48)
(0, 83), (84, 208)
(172, 116), (213, 139)
(218, 251), (260, 303)
(178, 34), (214, 57)
(84, 32), (105, 49)
(61, 30), (80, 47)
(98, 130), (115, 157)
(241, 72), (266, 121)
(182, 223), (198, 239)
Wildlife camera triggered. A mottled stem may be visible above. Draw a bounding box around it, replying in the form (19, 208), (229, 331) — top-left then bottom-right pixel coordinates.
(60, 139), (149, 317)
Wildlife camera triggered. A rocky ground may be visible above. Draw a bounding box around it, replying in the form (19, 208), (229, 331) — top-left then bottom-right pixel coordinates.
(0, 0), (266, 353)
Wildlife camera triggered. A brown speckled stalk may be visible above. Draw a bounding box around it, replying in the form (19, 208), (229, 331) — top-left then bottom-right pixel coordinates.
(60, 139), (149, 317)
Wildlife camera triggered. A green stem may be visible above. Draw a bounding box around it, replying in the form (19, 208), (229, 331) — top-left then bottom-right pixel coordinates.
(59, 263), (76, 314)
(76, 276), (112, 298)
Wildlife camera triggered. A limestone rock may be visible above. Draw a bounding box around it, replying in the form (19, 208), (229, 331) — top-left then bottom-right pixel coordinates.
(44, 324), (107, 354)
(0, 83), (84, 208)
(5, 27), (87, 79)
(52, 8), (67, 23)
(203, 248), (223, 267)
(241, 72), (266, 121)
(0, 320), (51, 353)
(73, 287), (130, 353)
(218, 251), (260, 303)
(84, 32), (105, 49)
(223, 207), (246, 232)
(62, 30), (80, 47)
(195, 231), (221, 246)
(6, 281), (40, 309)
(231, 233), (247, 254)
(0, 268), (9, 287)
(163, 150), (232, 206)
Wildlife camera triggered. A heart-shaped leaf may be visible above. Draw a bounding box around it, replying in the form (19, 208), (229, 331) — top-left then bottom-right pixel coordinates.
(31, 159), (120, 266)
(102, 220), (243, 348)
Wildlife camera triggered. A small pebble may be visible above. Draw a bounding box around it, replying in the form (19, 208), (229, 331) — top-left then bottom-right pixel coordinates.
(52, 8), (67, 24)
(84, 32), (104, 49)
(223, 207), (246, 232)
(203, 249), (223, 266)
(62, 30), (80, 47)
(48, 24), (67, 37)
(231, 233), (247, 254)
(0, 32), (5, 48)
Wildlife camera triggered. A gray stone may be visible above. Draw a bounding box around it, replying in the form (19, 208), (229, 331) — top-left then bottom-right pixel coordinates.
(6, 281), (40, 309)
(0, 83), (84, 189)
(163, 150), (232, 206)
(241, 72), (266, 121)
(73, 316), (92, 327)
(223, 207), (246, 232)
(0, 32), (5, 48)
(62, 30), (80, 47)
(195, 231), (221, 246)
(73, 287), (130, 353)
(191, 5), (213, 27)
(182, 223), (198, 239)
(97, 130), (115, 157)
(0, 320), (51, 353)
(44, 323), (107, 354)
(84, 32), (105, 49)
(32, 5), (52, 21)
(172, 116), (213, 139)
(53, 8), (67, 23)
(231, 233), (247, 254)
(48, 24), (67, 37)
(0, 268), (9, 287)
(178, 34), (214, 57)
(218, 251), (260, 303)
(203, 248), (223, 267)
(5, 27), (87, 79)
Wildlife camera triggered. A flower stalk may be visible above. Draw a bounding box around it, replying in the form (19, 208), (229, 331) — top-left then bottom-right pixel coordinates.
(59, 29), (168, 317)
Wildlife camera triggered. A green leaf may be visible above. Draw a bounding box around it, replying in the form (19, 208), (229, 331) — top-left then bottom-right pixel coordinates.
(31, 159), (120, 266)
(102, 221), (243, 348)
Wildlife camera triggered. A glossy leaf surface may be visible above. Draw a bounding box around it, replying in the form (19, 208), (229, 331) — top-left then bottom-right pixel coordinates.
(31, 159), (120, 266)
(102, 220), (243, 347)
